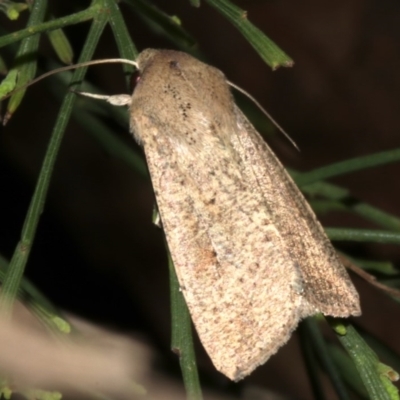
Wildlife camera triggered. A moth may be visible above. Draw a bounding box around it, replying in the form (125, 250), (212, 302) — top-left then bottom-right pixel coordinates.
(118, 49), (361, 380)
(12, 49), (362, 380)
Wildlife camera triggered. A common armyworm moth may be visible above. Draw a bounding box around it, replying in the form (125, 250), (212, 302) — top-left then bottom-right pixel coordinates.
(9, 49), (362, 381)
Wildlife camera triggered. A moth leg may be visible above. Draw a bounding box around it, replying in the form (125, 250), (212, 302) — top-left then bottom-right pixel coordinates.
(72, 90), (132, 107)
(152, 205), (162, 229)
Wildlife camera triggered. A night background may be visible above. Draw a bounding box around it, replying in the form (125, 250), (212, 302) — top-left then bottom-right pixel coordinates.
(1, 1), (400, 399)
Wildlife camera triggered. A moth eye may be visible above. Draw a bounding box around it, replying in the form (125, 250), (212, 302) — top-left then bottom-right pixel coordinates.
(169, 60), (179, 68)
(130, 70), (141, 92)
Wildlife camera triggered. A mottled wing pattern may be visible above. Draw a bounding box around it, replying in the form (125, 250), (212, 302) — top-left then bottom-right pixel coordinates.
(232, 107), (360, 317)
(129, 50), (308, 380)
(131, 110), (306, 381)
(128, 49), (360, 381)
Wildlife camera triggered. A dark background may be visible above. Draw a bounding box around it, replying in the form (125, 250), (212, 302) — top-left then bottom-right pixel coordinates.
(1, 1), (400, 398)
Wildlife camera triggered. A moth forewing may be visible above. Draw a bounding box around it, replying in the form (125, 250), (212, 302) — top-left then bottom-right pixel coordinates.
(128, 49), (360, 380)
(233, 108), (361, 317)
(130, 51), (306, 381)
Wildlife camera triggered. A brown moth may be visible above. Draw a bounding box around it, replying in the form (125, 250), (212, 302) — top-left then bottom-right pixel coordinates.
(73, 49), (362, 380)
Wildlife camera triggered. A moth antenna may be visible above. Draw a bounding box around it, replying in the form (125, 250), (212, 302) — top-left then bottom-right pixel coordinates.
(339, 254), (400, 299)
(0, 58), (138, 101)
(227, 80), (299, 151)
